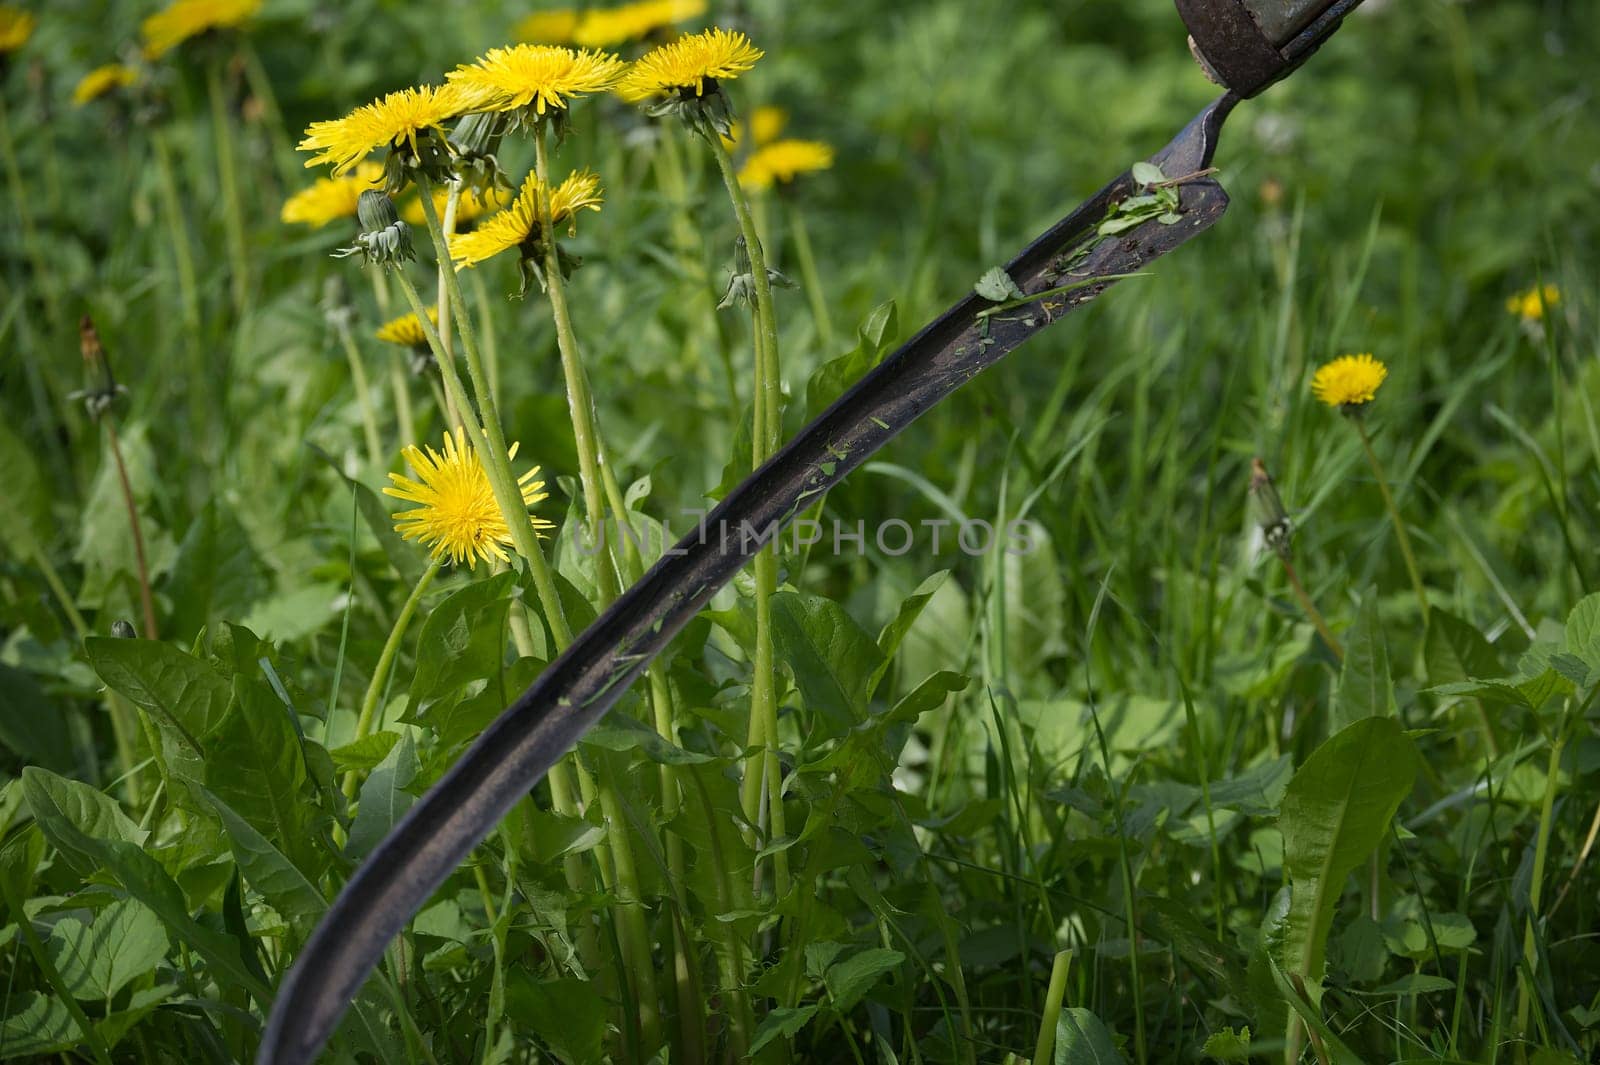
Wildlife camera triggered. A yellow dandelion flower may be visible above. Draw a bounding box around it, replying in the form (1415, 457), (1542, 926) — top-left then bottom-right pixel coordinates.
(280, 160), (385, 227)
(447, 44), (625, 117)
(1311, 353), (1388, 410)
(739, 139), (834, 190)
(450, 169), (604, 269)
(384, 429), (553, 569)
(140, 0), (260, 59)
(0, 6), (34, 53)
(298, 84), (475, 176)
(72, 64), (139, 107)
(1506, 283), (1560, 323)
(573, 0), (707, 48)
(400, 184), (511, 228)
(617, 27), (763, 102)
(375, 307), (438, 348)
(515, 9), (580, 44)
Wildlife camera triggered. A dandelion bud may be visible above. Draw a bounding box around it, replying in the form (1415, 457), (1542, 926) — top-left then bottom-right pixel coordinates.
(110, 619), (138, 639)
(72, 314), (127, 420)
(1248, 457), (1294, 561)
(335, 189), (415, 266)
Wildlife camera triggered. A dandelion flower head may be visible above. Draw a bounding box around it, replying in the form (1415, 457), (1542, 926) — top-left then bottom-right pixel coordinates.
(1311, 353), (1388, 410)
(573, 0), (707, 48)
(1506, 283), (1560, 323)
(73, 64), (139, 106)
(450, 169), (603, 268)
(515, 9), (581, 44)
(739, 139), (834, 190)
(0, 6), (36, 53)
(141, 0), (260, 59)
(384, 428), (553, 569)
(298, 84), (475, 176)
(448, 44), (625, 118)
(375, 307), (438, 348)
(617, 27), (762, 102)
(281, 161), (385, 228)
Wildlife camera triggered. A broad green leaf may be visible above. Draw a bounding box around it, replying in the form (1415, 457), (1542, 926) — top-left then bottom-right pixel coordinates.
(47, 898), (168, 1001)
(164, 500), (269, 643)
(1333, 592), (1394, 731)
(95, 985), (173, 1049)
(0, 662), (74, 771)
(19, 769), (146, 878)
(204, 677), (318, 874)
(0, 419), (50, 559)
(825, 947), (904, 1011)
(1561, 592), (1600, 674)
(771, 591), (885, 732)
(974, 266), (1024, 303)
(581, 715), (714, 765)
(0, 993), (78, 1058)
(1267, 957), (1368, 1065)
(21, 768), (268, 1000)
(204, 789), (327, 920)
(1337, 915), (1388, 983)
(1280, 717), (1418, 1002)
(506, 975), (608, 1065)
(1201, 1026), (1251, 1061)
(348, 731), (418, 859)
(748, 1005), (819, 1056)
(1369, 974), (1457, 995)
(328, 731), (402, 773)
(805, 300), (898, 419)
(1424, 610), (1501, 686)
(84, 636), (230, 754)
(1131, 160), (1166, 186)
(868, 570), (950, 697)
(409, 572), (517, 711)
(1054, 1007), (1126, 1065)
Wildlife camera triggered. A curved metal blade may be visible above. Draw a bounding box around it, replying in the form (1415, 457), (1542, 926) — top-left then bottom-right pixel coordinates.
(258, 93), (1237, 1065)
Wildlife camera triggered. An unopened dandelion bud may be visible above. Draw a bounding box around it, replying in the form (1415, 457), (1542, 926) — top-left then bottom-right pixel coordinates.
(73, 314), (127, 420)
(336, 189), (414, 265)
(1248, 457), (1294, 561)
(110, 619), (139, 639)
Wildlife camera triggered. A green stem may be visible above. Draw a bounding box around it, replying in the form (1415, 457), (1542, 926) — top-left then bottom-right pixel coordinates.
(1032, 950), (1074, 1065)
(785, 196), (835, 355)
(709, 133), (790, 902)
(433, 184), (465, 430)
(1514, 732), (1566, 1044)
(1355, 419), (1429, 623)
(341, 559), (440, 800)
(206, 56), (251, 318)
(392, 268), (572, 649)
(533, 129), (620, 605)
(390, 354), (419, 454)
(150, 129), (205, 404)
(0, 93), (63, 336)
(104, 422), (160, 643)
(335, 321), (387, 468)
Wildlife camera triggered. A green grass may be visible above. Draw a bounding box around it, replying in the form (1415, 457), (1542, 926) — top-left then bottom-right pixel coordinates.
(2, 1), (1599, 1063)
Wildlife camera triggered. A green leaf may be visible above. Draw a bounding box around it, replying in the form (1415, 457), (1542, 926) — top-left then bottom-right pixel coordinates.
(1424, 610), (1501, 686)
(84, 637), (231, 753)
(348, 731), (418, 859)
(1131, 161), (1166, 186)
(748, 1005), (819, 1056)
(974, 266), (1025, 303)
(1201, 1026), (1251, 1061)
(1333, 592), (1394, 730)
(868, 570), (950, 697)
(824, 947), (904, 1011)
(805, 300), (899, 420)
(204, 677), (318, 874)
(1368, 974), (1457, 996)
(505, 976), (608, 1065)
(203, 789), (327, 920)
(19, 769), (146, 878)
(581, 715), (714, 765)
(0, 662), (75, 771)
(770, 591), (885, 733)
(1054, 1007), (1126, 1065)
(21, 768), (268, 1000)
(47, 899), (168, 1001)
(1561, 592), (1600, 674)
(164, 500), (269, 643)
(0, 993), (78, 1058)
(409, 572), (517, 711)
(328, 731), (403, 773)
(310, 444), (425, 584)
(1280, 717), (1418, 1002)
(0, 420), (50, 560)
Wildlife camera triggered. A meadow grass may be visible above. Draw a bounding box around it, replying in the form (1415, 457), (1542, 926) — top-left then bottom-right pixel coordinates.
(1, 1), (1598, 1063)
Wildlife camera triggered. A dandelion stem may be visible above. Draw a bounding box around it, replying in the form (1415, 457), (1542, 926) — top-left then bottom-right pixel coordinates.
(104, 422), (160, 643)
(206, 55), (251, 319)
(532, 128), (620, 604)
(785, 196), (836, 354)
(1355, 419), (1429, 623)
(1514, 731), (1567, 1046)
(150, 130), (207, 439)
(342, 558), (440, 800)
(433, 184), (466, 430)
(1282, 557), (1343, 662)
(709, 132), (791, 901)
(1032, 950), (1074, 1065)
(335, 320), (386, 468)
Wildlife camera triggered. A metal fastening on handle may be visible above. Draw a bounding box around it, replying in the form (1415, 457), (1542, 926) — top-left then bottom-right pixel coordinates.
(1176, 0), (1365, 97)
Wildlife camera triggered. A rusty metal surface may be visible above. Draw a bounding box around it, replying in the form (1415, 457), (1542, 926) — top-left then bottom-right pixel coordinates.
(256, 96), (1238, 1065)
